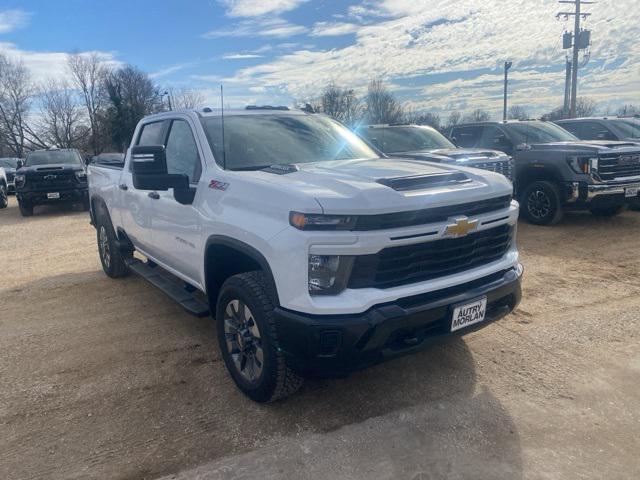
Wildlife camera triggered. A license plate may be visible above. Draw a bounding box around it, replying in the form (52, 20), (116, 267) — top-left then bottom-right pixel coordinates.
(47, 192), (60, 199)
(451, 297), (487, 332)
(625, 187), (638, 198)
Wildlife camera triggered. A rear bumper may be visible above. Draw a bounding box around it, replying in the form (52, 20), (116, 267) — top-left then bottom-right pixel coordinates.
(275, 266), (523, 377)
(17, 187), (88, 205)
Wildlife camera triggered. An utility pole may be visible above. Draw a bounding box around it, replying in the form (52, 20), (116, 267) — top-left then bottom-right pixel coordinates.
(503, 61), (512, 122)
(558, 0), (594, 118)
(563, 58), (572, 116)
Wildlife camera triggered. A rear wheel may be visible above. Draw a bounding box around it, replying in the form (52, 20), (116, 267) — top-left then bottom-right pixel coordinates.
(0, 184), (7, 209)
(216, 271), (303, 403)
(590, 205), (625, 217)
(18, 200), (33, 216)
(96, 211), (130, 278)
(521, 181), (563, 226)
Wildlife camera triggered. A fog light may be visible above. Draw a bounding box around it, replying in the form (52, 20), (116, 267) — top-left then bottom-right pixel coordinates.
(308, 254), (354, 295)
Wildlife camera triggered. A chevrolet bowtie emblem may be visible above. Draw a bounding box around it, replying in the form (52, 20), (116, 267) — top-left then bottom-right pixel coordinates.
(444, 217), (478, 238)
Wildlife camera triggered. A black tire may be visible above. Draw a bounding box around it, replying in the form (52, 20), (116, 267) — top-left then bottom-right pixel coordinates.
(590, 205), (625, 217)
(82, 197), (91, 211)
(96, 210), (130, 278)
(521, 181), (564, 226)
(0, 184), (7, 209)
(18, 200), (33, 217)
(216, 271), (303, 403)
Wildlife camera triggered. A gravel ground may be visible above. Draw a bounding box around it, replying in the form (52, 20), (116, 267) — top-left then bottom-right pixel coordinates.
(0, 195), (638, 480)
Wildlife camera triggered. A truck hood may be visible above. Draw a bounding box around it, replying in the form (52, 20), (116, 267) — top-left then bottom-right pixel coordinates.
(394, 148), (508, 163)
(19, 164), (84, 175)
(527, 141), (640, 154)
(250, 158), (513, 215)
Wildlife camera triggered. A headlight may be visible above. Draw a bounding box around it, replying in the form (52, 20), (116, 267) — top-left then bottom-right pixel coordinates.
(14, 174), (25, 187)
(290, 212), (356, 231)
(308, 254), (354, 295)
(567, 156), (598, 174)
(75, 170), (87, 181)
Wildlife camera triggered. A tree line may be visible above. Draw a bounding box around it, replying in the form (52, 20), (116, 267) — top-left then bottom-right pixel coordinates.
(0, 53), (204, 158)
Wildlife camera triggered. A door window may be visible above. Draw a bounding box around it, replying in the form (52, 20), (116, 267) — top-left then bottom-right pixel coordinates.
(580, 122), (617, 141)
(451, 126), (483, 147)
(479, 126), (513, 151)
(557, 122), (581, 138)
(165, 120), (202, 183)
(137, 121), (165, 146)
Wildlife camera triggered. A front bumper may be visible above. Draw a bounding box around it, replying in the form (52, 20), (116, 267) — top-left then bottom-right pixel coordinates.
(17, 187), (88, 205)
(275, 266), (523, 377)
(567, 180), (640, 205)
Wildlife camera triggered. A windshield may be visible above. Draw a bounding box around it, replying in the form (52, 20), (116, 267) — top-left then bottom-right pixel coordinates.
(0, 158), (19, 169)
(506, 122), (579, 144)
(360, 126), (454, 153)
(25, 150), (82, 167)
(200, 114), (380, 170)
(610, 119), (640, 138)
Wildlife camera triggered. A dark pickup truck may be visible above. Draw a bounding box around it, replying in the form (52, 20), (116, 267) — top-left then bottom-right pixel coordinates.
(449, 120), (640, 225)
(357, 124), (514, 182)
(14, 148), (89, 217)
(555, 117), (640, 144)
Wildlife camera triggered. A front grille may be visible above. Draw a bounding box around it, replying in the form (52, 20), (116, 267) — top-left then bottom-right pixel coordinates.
(470, 159), (514, 181)
(598, 154), (640, 181)
(354, 195), (512, 231)
(29, 173), (76, 190)
(348, 224), (514, 289)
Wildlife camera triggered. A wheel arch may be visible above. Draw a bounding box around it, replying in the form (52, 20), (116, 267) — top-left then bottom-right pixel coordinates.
(204, 236), (279, 309)
(517, 165), (567, 200)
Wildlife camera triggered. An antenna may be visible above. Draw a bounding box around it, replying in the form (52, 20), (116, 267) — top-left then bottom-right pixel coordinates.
(220, 85), (227, 170)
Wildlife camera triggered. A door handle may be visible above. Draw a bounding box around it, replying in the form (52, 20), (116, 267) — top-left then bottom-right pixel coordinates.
(148, 191), (160, 200)
(118, 184), (128, 191)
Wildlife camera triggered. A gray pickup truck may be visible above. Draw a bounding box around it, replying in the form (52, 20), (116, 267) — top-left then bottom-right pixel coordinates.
(450, 120), (640, 225)
(357, 124), (514, 182)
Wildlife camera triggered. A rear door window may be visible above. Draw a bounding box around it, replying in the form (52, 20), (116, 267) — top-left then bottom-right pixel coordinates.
(580, 122), (617, 141)
(451, 126), (483, 147)
(558, 122), (581, 138)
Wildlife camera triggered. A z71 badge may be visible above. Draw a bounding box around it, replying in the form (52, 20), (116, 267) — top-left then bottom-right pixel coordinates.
(209, 180), (229, 191)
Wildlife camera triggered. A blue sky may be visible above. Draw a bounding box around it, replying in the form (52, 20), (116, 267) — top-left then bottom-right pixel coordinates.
(0, 0), (638, 118)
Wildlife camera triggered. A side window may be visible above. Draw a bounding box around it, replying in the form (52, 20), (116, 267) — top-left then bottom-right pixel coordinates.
(451, 126), (483, 148)
(165, 120), (202, 183)
(558, 122), (581, 138)
(137, 121), (165, 146)
(581, 122), (617, 141)
(480, 126), (513, 151)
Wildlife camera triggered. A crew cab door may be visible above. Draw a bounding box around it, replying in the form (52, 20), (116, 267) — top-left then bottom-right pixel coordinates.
(150, 118), (204, 285)
(119, 120), (167, 255)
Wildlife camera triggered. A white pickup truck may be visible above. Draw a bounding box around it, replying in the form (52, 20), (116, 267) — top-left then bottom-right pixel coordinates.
(88, 107), (523, 402)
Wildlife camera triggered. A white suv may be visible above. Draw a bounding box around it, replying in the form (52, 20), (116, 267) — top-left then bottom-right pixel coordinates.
(89, 107), (522, 402)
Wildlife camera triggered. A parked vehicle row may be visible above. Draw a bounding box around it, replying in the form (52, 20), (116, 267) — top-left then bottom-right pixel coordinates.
(449, 120), (640, 224)
(88, 107), (523, 402)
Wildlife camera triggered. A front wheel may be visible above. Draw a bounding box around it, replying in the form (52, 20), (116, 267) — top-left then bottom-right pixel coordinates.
(216, 271), (303, 403)
(590, 205), (625, 217)
(521, 181), (563, 226)
(18, 200), (33, 216)
(0, 184), (7, 209)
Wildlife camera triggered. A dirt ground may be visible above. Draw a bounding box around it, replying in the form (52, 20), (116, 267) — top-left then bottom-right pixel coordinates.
(0, 195), (638, 480)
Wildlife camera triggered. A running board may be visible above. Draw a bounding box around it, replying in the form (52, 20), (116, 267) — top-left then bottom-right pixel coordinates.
(126, 258), (210, 317)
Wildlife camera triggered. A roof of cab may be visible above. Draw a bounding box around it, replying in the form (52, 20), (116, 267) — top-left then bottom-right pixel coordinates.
(142, 106), (309, 122)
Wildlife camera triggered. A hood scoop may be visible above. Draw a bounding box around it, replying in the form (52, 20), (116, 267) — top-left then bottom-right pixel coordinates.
(376, 172), (470, 192)
(36, 166), (64, 171)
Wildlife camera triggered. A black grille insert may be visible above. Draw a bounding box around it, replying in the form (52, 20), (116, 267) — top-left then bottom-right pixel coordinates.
(354, 195), (512, 231)
(349, 224), (514, 289)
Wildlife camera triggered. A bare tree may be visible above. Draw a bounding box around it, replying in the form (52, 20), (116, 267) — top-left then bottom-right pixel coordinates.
(319, 82), (362, 127)
(411, 112), (442, 131)
(508, 105), (529, 121)
(0, 55), (46, 157)
(364, 79), (404, 125)
(166, 87), (205, 110)
(39, 80), (88, 148)
(576, 97), (596, 117)
(617, 104), (639, 116)
(68, 52), (108, 154)
(445, 111), (462, 130)
(463, 109), (491, 122)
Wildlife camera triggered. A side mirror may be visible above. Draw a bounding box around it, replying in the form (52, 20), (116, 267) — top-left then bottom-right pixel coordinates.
(131, 145), (189, 191)
(16, 159), (23, 169)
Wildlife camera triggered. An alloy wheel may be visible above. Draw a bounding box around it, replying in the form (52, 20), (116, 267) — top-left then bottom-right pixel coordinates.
(99, 225), (111, 268)
(527, 189), (551, 220)
(223, 299), (264, 383)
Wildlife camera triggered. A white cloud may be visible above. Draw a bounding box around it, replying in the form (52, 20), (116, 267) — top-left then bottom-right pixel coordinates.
(223, 53), (264, 59)
(150, 63), (193, 79)
(0, 42), (120, 84)
(226, 0), (640, 116)
(220, 0), (309, 17)
(0, 9), (31, 34)
(311, 22), (360, 37)
(202, 17), (306, 38)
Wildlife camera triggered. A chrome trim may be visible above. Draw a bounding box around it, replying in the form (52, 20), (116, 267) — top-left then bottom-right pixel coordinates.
(567, 182), (581, 203)
(587, 181), (640, 200)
